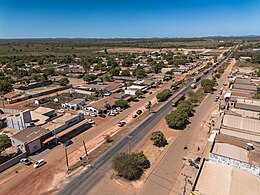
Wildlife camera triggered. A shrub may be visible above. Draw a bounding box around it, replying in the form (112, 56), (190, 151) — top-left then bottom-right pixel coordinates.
(201, 79), (215, 93)
(165, 109), (188, 129)
(215, 73), (221, 78)
(115, 99), (129, 108)
(0, 134), (11, 152)
(113, 152), (150, 180)
(150, 131), (168, 147)
(59, 78), (70, 86)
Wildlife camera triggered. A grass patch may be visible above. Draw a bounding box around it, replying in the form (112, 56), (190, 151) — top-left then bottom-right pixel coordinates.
(236, 61), (260, 68)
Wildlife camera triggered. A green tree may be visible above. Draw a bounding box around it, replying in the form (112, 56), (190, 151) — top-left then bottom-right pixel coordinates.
(83, 74), (97, 82)
(107, 58), (118, 68)
(95, 89), (104, 98)
(150, 131), (168, 147)
(0, 80), (13, 93)
(135, 91), (144, 98)
(201, 79), (215, 93)
(113, 152), (150, 180)
(188, 91), (199, 103)
(171, 82), (179, 89)
(59, 78), (70, 86)
(44, 67), (56, 76)
(42, 73), (48, 81)
(109, 68), (120, 76)
(165, 70), (174, 76)
(251, 54), (260, 64)
(121, 69), (131, 76)
(177, 100), (193, 116)
(253, 87), (260, 99)
(115, 99), (129, 108)
(215, 73), (221, 78)
(31, 73), (41, 82)
(0, 134), (11, 152)
(99, 73), (113, 82)
(151, 61), (164, 74)
(156, 89), (171, 102)
(257, 70), (260, 77)
(165, 109), (188, 129)
(133, 67), (146, 79)
(122, 55), (134, 67)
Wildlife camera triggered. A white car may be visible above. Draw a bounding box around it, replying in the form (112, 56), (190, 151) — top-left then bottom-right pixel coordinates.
(33, 159), (46, 168)
(90, 113), (97, 117)
(112, 110), (118, 115)
(88, 119), (95, 124)
(116, 107), (122, 112)
(83, 112), (90, 116)
(108, 112), (116, 116)
(58, 109), (65, 113)
(20, 158), (31, 165)
(132, 113), (138, 118)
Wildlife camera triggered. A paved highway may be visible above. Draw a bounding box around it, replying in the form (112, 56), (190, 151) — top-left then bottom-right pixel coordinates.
(59, 46), (237, 195)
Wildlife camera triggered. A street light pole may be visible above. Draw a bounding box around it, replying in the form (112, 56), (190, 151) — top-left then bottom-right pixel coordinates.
(83, 140), (88, 160)
(64, 146), (69, 172)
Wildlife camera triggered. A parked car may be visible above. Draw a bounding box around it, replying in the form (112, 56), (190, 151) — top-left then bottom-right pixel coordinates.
(20, 158), (31, 165)
(90, 113), (97, 117)
(88, 119), (95, 124)
(112, 110), (118, 115)
(116, 107), (122, 112)
(99, 113), (106, 118)
(136, 110), (142, 115)
(132, 113), (138, 118)
(108, 112), (116, 116)
(83, 112), (90, 116)
(118, 121), (126, 127)
(58, 109), (65, 113)
(63, 140), (73, 147)
(33, 159), (46, 168)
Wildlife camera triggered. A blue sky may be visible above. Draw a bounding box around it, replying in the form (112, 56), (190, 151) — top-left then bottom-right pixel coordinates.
(0, 0), (259, 38)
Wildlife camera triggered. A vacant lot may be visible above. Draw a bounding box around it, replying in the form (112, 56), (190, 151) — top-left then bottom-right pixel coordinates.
(25, 93), (88, 110)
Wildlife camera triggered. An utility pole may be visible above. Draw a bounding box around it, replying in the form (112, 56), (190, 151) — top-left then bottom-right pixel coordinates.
(83, 140), (88, 160)
(52, 122), (58, 145)
(64, 146), (69, 172)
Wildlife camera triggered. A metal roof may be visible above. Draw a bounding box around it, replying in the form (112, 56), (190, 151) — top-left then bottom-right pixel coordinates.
(195, 161), (260, 195)
(11, 127), (50, 143)
(222, 114), (260, 135)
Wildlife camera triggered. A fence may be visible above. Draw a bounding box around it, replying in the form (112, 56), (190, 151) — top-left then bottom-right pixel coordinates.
(209, 153), (260, 177)
(0, 152), (27, 173)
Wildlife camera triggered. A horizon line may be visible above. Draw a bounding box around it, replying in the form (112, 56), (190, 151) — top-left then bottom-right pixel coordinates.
(0, 34), (259, 40)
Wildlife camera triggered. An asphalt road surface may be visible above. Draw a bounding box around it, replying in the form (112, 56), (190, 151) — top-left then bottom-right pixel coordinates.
(59, 46), (237, 195)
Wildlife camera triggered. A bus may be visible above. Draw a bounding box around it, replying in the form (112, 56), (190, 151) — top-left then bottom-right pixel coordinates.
(172, 93), (185, 107)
